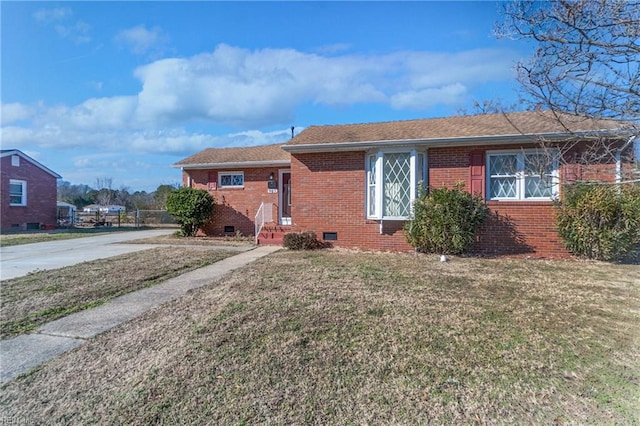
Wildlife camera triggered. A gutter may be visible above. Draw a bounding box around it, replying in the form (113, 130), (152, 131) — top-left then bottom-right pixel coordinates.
(281, 130), (628, 154)
(172, 159), (291, 170)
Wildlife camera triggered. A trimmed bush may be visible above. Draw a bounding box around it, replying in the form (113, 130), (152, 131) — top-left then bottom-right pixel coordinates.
(166, 188), (215, 237)
(404, 186), (489, 255)
(555, 183), (640, 261)
(283, 232), (325, 250)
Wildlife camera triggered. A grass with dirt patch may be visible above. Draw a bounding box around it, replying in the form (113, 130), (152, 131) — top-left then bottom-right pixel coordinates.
(0, 247), (236, 338)
(1, 250), (638, 424)
(127, 233), (255, 247)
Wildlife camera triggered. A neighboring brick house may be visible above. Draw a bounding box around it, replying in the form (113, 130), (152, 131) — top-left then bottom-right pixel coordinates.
(174, 111), (635, 257)
(1, 150), (61, 231)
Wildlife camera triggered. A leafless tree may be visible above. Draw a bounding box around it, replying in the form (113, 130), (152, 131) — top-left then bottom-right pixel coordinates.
(95, 176), (115, 206)
(494, 0), (639, 183)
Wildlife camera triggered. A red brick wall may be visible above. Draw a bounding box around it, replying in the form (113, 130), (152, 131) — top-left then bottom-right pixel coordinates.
(184, 142), (622, 257)
(184, 167), (283, 237)
(1, 155), (58, 231)
(291, 152), (413, 251)
(290, 146), (620, 257)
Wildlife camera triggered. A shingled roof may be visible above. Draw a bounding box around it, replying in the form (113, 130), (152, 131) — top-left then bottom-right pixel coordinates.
(174, 143), (290, 168)
(283, 111), (624, 151)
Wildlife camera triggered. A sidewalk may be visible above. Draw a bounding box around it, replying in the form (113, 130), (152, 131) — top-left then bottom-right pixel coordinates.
(0, 245), (281, 384)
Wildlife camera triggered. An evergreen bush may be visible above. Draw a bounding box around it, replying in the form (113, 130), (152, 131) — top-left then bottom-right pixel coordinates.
(404, 185), (489, 255)
(166, 188), (214, 237)
(555, 183), (640, 261)
(283, 232), (325, 250)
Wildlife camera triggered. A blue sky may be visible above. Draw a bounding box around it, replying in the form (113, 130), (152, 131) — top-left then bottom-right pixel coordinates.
(1, 1), (527, 192)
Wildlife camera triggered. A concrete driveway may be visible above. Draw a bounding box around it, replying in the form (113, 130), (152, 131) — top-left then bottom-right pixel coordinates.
(0, 229), (175, 280)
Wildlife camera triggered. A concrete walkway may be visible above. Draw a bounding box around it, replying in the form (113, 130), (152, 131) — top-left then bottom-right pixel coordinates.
(0, 245), (281, 384)
(0, 229), (176, 280)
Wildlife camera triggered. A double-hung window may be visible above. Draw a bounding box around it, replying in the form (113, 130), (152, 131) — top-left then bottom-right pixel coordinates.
(9, 179), (27, 206)
(366, 149), (426, 219)
(487, 150), (558, 200)
(218, 171), (244, 188)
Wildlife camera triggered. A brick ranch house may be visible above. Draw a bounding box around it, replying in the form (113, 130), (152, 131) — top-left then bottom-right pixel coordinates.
(1, 149), (61, 232)
(174, 111), (635, 257)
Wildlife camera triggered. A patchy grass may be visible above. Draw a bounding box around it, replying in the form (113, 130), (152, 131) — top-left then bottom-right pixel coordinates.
(1, 250), (638, 424)
(0, 227), (160, 247)
(127, 233), (255, 247)
(0, 247), (236, 338)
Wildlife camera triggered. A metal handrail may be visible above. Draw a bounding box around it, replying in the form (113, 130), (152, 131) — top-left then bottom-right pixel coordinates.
(254, 202), (273, 244)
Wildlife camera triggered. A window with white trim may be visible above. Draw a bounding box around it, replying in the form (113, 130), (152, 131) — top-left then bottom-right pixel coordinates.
(9, 179), (27, 206)
(487, 150), (559, 200)
(218, 171), (244, 188)
(366, 149), (426, 219)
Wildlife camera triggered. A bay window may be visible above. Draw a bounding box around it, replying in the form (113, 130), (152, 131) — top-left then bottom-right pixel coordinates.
(366, 149), (426, 219)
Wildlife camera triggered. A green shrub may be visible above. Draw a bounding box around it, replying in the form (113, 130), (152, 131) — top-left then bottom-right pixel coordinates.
(283, 232), (325, 250)
(404, 185), (489, 255)
(165, 188), (214, 237)
(555, 183), (640, 261)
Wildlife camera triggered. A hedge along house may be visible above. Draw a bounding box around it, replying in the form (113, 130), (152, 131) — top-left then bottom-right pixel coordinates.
(173, 143), (291, 241)
(175, 111), (634, 257)
(1, 149), (62, 231)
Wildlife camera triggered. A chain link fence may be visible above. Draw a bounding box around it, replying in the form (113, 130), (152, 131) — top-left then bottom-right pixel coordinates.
(75, 210), (176, 228)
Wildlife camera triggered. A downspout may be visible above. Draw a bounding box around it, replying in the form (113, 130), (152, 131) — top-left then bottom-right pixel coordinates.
(616, 135), (637, 184)
(379, 218), (383, 235)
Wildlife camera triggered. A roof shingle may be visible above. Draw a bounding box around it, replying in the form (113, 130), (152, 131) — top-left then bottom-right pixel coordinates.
(174, 143), (290, 167)
(285, 111), (624, 146)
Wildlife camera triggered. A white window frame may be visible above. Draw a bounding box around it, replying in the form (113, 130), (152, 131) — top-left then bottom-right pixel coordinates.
(486, 149), (559, 201)
(218, 171), (244, 189)
(11, 155), (20, 167)
(366, 149), (427, 220)
(9, 179), (27, 206)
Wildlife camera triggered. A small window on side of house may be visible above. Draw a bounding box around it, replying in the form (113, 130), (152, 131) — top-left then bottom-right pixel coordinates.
(11, 155), (20, 167)
(9, 179), (27, 206)
(218, 172), (244, 188)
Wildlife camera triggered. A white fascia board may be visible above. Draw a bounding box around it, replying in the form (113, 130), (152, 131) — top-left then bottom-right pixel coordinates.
(282, 130), (627, 154)
(173, 159), (291, 170)
(1, 149), (62, 178)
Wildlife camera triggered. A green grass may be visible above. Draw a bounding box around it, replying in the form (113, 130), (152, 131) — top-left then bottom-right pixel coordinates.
(1, 250), (638, 424)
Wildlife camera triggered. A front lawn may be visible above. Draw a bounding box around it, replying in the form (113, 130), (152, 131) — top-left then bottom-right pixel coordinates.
(1, 250), (638, 424)
(0, 247), (236, 337)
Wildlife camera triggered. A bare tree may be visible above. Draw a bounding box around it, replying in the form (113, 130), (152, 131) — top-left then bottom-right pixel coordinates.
(95, 176), (115, 206)
(494, 0), (639, 183)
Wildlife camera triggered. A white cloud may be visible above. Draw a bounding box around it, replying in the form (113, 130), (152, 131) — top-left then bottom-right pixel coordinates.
(33, 7), (91, 44)
(131, 44), (516, 127)
(55, 21), (91, 44)
(38, 96), (138, 131)
(0, 121), (294, 157)
(33, 7), (72, 23)
(390, 83), (468, 110)
(115, 25), (165, 55)
(1, 103), (35, 125)
(1, 44), (518, 157)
